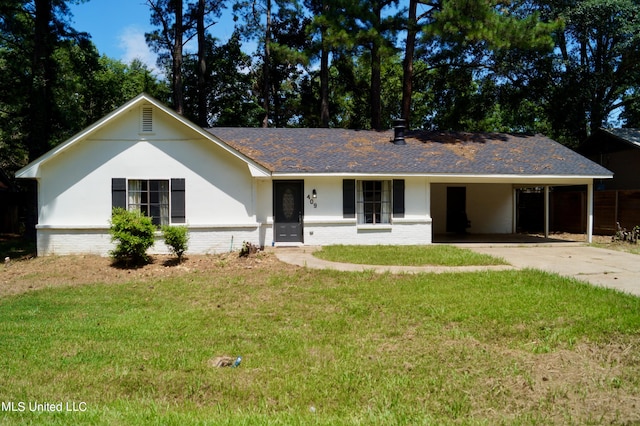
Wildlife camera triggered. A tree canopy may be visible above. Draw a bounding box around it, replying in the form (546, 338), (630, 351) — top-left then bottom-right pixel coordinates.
(2, 0), (639, 171)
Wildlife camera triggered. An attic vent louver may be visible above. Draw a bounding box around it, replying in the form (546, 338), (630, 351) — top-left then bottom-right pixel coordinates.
(141, 106), (153, 132)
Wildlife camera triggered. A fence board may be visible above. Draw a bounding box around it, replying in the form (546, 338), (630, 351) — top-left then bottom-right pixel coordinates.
(546, 189), (640, 235)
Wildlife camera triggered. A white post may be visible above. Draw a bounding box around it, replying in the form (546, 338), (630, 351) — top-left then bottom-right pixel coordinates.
(587, 182), (593, 243)
(512, 187), (517, 233)
(544, 185), (550, 238)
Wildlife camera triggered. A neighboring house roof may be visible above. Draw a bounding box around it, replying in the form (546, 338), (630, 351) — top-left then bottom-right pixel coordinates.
(208, 128), (612, 177)
(580, 128), (640, 156)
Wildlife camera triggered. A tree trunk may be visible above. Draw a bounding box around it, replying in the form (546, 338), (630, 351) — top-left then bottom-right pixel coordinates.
(262, 0), (272, 128)
(370, 38), (382, 130)
(402, 0), (418, 129)
(370, 4), (382, 130)
(29, 0), (55, 160)
(173, 0), (184, 115)
(319, 0), (330, 127)
(197, 0), (207, 126)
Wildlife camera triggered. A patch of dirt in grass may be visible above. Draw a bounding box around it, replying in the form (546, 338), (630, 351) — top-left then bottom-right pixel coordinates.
(0, 250), (292, 298)
(530, 232), (613, 244)
(471, 339), (640, 424)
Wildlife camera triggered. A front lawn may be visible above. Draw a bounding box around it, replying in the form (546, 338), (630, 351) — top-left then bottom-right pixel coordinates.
(314, 244), (508, 266)
(0, 252), (639, 425)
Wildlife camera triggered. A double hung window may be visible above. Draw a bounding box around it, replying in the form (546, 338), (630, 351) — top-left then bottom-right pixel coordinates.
(357, 180), (391, 224)
(112, 178), (186, 226)
(343, 179), (404, 224)
(128, 180), (170, 226)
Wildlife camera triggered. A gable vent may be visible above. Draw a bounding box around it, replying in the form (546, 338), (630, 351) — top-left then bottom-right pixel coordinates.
(141, 106), (153, 132)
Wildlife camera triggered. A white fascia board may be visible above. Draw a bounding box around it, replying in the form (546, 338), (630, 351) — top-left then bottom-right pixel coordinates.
(148, 100), (270, 176)
(248, 163), (271, 178)
(423, 174), (613, 184)
(107, 95), (272, 177)
(271, 172), (613, 182)
(16, 93), (152, 179)
(15, 93), (271, 179)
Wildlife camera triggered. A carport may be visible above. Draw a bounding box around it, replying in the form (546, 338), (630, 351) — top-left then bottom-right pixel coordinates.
(430, 178), (603, 244)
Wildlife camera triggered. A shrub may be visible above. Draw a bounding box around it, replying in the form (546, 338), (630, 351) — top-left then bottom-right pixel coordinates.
(109, 208), (156, 265)
(239, 241), (259, 257)
(162, 225), (189, 262)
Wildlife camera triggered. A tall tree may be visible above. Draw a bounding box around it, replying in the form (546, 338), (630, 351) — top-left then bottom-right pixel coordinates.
(549, 0), (640, 139)
(182, 32), (261, 126)
(233, 0), (278, 127)
(341, 0), (402, 130)
(1, 0), (167, 169)
(30, 0), (57, 159)
(403, 0), (559, 132)
(305, 0), (332, 127)
(196, 0), (207, 125)
(401, 0), (419, 128)
(147, 0), (186, 114)
(0, 0), (99, 162)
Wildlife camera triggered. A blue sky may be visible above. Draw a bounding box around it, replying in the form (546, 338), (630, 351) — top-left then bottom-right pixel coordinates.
(68, 0), (239, 73)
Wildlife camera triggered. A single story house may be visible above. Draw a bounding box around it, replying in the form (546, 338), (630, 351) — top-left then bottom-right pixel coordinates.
(579, 128), (640, 190)
(575, 128), (640, 232)
(16, 94), (612, 256)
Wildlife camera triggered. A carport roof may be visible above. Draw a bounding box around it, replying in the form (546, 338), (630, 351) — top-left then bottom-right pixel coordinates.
(207, 127), (613, 177)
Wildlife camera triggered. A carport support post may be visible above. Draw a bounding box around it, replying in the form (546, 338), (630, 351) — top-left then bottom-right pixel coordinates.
(587, 182), (593, 243)
(544, 186), (549, 238)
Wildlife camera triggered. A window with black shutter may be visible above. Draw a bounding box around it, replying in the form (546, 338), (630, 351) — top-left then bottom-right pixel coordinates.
(111, 178), (185, 226)
(343, 179), (355, 218)
(393, 179), (405, 218)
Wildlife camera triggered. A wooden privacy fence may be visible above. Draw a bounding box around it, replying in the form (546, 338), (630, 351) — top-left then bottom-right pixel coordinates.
(549, 189), (640, 235)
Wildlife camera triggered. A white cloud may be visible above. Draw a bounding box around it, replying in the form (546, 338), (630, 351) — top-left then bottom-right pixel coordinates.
(118, 26), (162, 75)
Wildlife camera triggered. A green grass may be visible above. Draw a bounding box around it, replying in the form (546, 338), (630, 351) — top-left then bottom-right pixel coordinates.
(591, 241), (640, 255)
(314, 244), (508, 266)
(1, 258), (639, 424)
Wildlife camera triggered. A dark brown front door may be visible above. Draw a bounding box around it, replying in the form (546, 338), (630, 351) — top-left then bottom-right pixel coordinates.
(274, 181), (304, 243)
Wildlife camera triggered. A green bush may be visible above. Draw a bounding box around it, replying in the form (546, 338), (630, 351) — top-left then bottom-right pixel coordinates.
(109, 208), (156, 265)
(162, 225), (189, 262)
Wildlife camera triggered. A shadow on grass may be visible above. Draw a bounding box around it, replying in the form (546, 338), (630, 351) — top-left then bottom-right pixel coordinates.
(110, 256), (153, 270)
(110, 255), (185, 269)
(162, 257), (186, 267)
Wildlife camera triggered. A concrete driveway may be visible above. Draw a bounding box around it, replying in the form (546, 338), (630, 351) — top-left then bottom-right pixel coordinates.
(458, 244), (640, 297)
(274, 243), (640, 297)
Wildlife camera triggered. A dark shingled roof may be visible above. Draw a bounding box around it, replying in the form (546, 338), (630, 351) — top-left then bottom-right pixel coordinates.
(580, 128), (640, 156)
(603, 128), (640, 148)
(207, 128), (612, 176)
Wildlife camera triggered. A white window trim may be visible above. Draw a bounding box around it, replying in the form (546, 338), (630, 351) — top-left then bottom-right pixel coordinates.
(356, 180), (392, 225)
(127, 178), (170, 226)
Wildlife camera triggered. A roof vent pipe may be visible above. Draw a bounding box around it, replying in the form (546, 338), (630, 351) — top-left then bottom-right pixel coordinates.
(393, 119), (406, 145)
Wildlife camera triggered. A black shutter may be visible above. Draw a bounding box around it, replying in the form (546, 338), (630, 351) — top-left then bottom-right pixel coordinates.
(171, 178), (186, 223)
(393, 179), (405, 218)
(343, 179), (356, 218)
(112, 178), (126, 209)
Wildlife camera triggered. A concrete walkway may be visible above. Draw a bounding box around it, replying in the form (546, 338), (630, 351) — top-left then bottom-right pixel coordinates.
(273, 244), (640, 297)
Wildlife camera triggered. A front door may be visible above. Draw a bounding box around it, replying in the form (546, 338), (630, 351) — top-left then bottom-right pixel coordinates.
(274, 181), (304, 243)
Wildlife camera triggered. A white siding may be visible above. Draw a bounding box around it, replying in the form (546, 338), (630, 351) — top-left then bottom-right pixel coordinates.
(431, 183), (513, 234)
(294, 176), (433, 246)
(35, 105), (263, 255)
(36, 226), (264, 256)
